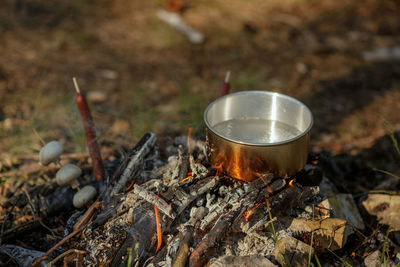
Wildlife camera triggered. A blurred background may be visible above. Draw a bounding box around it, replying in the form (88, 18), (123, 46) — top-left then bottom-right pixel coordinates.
(0, 0), (400, 159)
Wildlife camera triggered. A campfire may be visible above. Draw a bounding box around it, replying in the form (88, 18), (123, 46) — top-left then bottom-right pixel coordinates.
(44, 131), (323, 266)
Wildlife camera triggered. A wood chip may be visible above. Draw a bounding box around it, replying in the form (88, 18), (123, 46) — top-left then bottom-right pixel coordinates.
(272, 236), (314, 267)
(362, 194), (400, 231)
(289, 218), (353, 250)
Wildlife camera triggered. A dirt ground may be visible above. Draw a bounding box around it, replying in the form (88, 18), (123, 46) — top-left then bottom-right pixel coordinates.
(1, 1), (400, 265)
(1, 0), (400, 169)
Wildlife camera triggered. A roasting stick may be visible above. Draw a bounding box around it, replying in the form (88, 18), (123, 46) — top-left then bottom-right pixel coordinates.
(73, 77), (105, 181)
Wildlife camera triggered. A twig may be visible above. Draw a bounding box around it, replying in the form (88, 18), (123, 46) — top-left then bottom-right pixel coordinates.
(16, 152), (89, 161)
(32, 128), (45, 146)
(45, 249), (86, 267)
(22, 188), (57, 238)
(0, 165), (59, 179)
(73, 200), (101, 231)
(31, 224), (88, 267)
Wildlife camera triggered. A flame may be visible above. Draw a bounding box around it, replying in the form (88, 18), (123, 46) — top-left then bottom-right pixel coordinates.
(230, 149), (244, 180)
(244, 202), (263, 222)
(181, 170), (192, 183)
(211, 162), (223, 178)
(181, 175), (192, 183)
(154, 204), (162, 253)
(253, 172), (274, 193)
(288, 179), (294, 187)
(187, 127), (193, 154)
(312, 160), (318, 165)
(244, 209), (253, 222)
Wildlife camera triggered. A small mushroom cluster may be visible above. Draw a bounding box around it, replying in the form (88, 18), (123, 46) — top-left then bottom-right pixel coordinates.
(39, 141), (97, 208)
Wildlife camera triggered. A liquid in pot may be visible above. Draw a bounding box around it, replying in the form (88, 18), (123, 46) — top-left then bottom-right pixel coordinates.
(213, 118), (301, 143)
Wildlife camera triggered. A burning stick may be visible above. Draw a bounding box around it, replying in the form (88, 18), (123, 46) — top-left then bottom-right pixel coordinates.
(73, 77), (105, 181)
(133, 184), (175, 219)
(218, 71), (230, 97)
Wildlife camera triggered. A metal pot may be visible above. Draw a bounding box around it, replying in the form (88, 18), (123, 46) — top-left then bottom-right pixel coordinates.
(204, 91), (313, 182)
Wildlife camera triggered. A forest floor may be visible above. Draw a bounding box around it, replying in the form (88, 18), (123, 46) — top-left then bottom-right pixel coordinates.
(1, 0), (400, 265)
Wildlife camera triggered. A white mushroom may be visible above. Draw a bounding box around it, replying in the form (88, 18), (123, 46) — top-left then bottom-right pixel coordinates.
(39, 141), (64, 166)
(56, 164), (81, 189)
(73, 185), (97, 208)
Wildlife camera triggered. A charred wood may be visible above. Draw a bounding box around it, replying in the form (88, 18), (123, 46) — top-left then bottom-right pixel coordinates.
(110, 132), (157, 197)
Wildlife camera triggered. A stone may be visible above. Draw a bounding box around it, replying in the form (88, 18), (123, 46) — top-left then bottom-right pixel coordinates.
(362, 194), (400, 231)
(289, 218), (353, 250)
(272, 236), (313, 267)
(208, 255), (277, 267)
(364, 250), (396, 267)
(364, 250), (382, 267)
(319, 193), (365, 230)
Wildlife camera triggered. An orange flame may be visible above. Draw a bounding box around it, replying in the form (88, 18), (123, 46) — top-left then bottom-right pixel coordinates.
(181, 175), (192, 183)
(244, 202), (263, 222)
(213, 149), (267, 182)
(288, 179), (294, 187)
(154, 204), (162, 253)
(187, 127), (193, 154)
(244, 209), (252, 222)
(253, 172), (274, 193)
(230, 149), (246, 181)
(211, 162), (223, 178)
(181, 170), (192, 183)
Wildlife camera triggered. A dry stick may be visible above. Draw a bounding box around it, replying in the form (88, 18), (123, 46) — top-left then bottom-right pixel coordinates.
(133, 184), (175, 219)
(0, 165), (59, 179)
(45, 249), (86, 267)
(73, 200), (101, 232)
(73, 77), (105, 181)
(16, 152), (89, 161)
(110, 132), (157, 196)
(31, 224), (88, 267)
(32, 128), (45, 146)
(22, 188), (57, 238)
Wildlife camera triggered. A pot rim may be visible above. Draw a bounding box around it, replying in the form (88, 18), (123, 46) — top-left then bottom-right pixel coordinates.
(204, 90), (313, 146)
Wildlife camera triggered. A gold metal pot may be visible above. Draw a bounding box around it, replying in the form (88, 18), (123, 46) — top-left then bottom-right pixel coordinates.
(204, 91), (313, 182)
